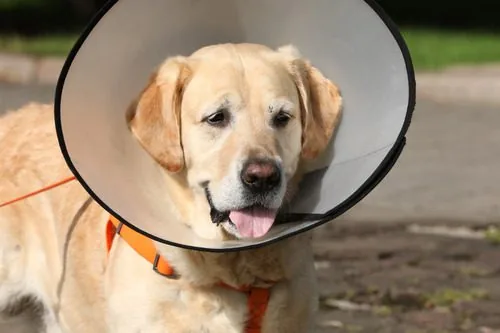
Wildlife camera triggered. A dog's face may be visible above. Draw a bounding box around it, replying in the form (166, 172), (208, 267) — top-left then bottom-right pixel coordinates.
(127, 43), (341, 240)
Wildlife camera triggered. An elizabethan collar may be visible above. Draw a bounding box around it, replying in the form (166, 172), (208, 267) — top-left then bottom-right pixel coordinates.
(55, 0), (415, 251)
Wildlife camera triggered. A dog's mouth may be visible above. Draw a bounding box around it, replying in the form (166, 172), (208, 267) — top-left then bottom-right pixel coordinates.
(227, 206), (278, 239)
(204, 187), (278, 239)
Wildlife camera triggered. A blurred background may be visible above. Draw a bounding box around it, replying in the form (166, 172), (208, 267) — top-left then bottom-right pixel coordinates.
(0, 1), (499, 333)
(1, 0), (500, 69)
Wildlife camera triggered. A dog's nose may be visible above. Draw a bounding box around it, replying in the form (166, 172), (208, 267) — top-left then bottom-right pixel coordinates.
(241, 159), (281, 193)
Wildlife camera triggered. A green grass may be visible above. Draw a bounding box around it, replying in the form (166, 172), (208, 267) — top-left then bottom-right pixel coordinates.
(424, 288), (489, 308)
(0, 34), (77, 57)
(1, 28), (500, 70)
(401, 28), (500, 70)
(485, 226), (500, 245)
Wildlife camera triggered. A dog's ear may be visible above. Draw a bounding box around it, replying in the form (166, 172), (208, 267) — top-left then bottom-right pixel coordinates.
(278, 45), (342, 160)
(126, 57), (191, 173)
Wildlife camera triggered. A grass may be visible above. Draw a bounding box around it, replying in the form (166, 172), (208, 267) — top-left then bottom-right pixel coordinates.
(372, 305), (392, 317)
(424, 288), (489, 308)
(0, 28), (500, 70)
(485, 226), (500, 245)
(401, 28), (500, 70)
(0, 34), (77, 57)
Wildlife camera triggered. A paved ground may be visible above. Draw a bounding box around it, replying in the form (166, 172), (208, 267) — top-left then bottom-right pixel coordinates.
(0, 81), (54, 112)
(313, 221), (500, 333)
(1, 81), (499, 332)
(344, 98), (500, 226)
(418, 64), (500, 107)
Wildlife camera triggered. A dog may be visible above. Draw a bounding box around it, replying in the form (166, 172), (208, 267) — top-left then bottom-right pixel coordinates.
(0, 43), (342, 333)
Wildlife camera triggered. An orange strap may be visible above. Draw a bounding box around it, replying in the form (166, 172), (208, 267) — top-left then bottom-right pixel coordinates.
(107, 216), (176, 277)
(106, 216), (270, 332)
(0, 176), (76, 209)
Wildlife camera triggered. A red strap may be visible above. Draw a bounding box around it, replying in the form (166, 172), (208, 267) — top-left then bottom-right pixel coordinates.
(245, 287), (270, 333)
(0, 176), (76, 209)
(106, 220), (116, 253)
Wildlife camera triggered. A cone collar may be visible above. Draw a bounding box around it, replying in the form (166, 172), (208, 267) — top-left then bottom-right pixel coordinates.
(55, 0), (415, 252)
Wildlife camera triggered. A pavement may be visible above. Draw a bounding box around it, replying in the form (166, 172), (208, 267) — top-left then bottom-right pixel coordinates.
(0, 53), (63, 86)
(1, 54), (500, 333)
(418, 64), (500, 106)
(344, 97), (500, 226)
(0, 81), (54, 112)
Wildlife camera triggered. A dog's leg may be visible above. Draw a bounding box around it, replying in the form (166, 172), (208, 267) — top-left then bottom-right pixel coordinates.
(42, 308), (63, 333)
(0, 209), (64, 333)
(0, 213), (28, 315)
(262, 240), (319, 333)
(264, 279), (318, 333)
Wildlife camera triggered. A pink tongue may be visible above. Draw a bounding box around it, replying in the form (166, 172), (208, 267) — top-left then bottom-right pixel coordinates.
(229, 207), (278, 239)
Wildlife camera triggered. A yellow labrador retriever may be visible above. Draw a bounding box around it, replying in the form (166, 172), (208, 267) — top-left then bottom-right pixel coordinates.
(0, 43), (341, 333)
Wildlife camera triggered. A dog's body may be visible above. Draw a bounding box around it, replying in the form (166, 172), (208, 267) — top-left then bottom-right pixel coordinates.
(0, 44), (341, 332)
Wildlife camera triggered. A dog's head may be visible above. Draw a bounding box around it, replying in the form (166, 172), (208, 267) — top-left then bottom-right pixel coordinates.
(127, 43), (342, 240)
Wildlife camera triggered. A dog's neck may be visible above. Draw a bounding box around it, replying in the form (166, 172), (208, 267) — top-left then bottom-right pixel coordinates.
(156, 232), (312, 288)
(155, 166), (311, 288)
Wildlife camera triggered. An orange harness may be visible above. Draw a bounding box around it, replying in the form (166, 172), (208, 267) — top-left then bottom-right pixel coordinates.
(1, 177), (271, 333)
(106, 216), (271, 333)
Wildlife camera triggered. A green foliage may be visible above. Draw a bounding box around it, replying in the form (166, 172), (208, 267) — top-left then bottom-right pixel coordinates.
(0, 0), (100, 35)
(377, 0), (500, 30)
(0, 0), (60, 10)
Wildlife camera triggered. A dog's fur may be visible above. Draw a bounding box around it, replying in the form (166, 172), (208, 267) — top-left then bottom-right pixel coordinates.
(0, 43), (341, 332)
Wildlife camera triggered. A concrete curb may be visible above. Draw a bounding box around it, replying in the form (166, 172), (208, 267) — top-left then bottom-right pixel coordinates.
(0, 53), (65, 86)
(1, 52), (500, 105)
(417, 65), (500, 106)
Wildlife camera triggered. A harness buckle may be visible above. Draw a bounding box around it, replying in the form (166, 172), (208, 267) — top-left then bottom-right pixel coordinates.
(153, 254), (180, 279)
(115, 222), (124, 235)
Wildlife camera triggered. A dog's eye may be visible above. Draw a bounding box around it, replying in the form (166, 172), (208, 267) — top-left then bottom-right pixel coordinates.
(273, 111), (292, 128)
(205, 109), (230, 127)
